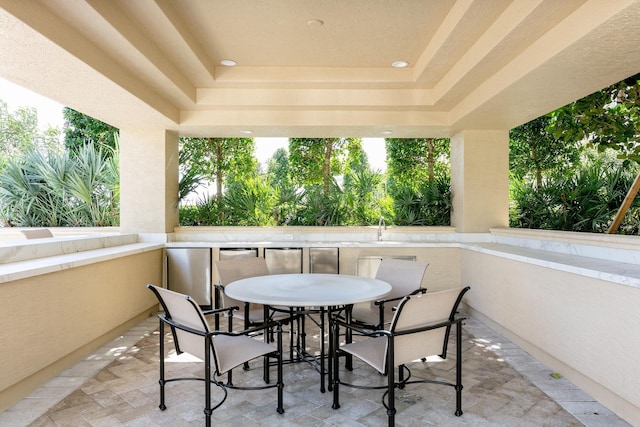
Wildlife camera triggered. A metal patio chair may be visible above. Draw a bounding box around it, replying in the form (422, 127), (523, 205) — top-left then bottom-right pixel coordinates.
(332, 286), (470, 426)
(147, 284), (284, 427)
(350, 258), (429, 329)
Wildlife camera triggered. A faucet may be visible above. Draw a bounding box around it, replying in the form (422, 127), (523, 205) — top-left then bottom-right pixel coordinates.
(377, 216), (386, 241)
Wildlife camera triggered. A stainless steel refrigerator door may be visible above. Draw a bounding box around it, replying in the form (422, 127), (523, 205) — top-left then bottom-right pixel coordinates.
(264, 248), (303, 274)
(309, 247), (339, 274)
(356, 255), (415, 278)
(219, 248), (258, 260)
(166, 247), (212, 307)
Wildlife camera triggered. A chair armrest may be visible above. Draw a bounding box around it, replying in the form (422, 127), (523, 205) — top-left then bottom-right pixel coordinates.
(219, 318), (284, 338)
(202, 306), (239, 316)
(392, 316), (466, 337)
(332, 317), (388, 338)
(373, 288), (427, 306)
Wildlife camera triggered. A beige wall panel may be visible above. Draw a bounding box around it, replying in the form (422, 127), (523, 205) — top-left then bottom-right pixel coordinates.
(338, 246), (460, 291)
(461, 249), (640, 424)
(120, 130), (179, 233)
(450, 130), (509, 232)
(0, 250), (162, 410)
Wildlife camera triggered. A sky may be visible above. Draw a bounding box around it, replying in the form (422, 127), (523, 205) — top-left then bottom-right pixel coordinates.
(1, 77), (386, 170)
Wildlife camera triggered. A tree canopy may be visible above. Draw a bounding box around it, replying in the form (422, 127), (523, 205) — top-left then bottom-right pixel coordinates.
(549, 73), (640, 163)
(509, 115), (581, 187)
(0, 99), (61, 165)
(63, 107), (118, 156)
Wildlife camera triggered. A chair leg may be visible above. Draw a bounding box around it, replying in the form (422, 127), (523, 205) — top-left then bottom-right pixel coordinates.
(276, 323), (285, 414)
(204, 335), (213, 427)
(158, 320), (167, 410)
(345, 306), (353, 371)
(455, 321), (464, 417)
(319, 306), (326, 393)
(327, 307), (334, 392)
(331, 321), (341, 410)
(386, 338), (396, 427)
(264, 306), (270, 384)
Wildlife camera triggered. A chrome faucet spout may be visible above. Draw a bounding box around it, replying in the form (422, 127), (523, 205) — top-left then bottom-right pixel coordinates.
(377, 216), (386, 241)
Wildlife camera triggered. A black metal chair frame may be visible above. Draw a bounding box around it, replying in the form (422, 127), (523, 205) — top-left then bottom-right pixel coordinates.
(331, 286), (470, 427)
(148, 284), (284, 427)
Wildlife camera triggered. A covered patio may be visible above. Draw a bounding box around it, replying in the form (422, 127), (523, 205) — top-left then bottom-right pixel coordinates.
(0, 311), (630, 426)
(1, 1), (640, 425)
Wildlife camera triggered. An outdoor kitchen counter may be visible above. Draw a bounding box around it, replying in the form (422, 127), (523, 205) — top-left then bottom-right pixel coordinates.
(0, 234), (163, 283)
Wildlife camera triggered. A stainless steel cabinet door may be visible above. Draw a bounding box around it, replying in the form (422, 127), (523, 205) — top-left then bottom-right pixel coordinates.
(265, 248), (303, 274)
(166, 247), (212, 307)
(309, 247), (339, 274)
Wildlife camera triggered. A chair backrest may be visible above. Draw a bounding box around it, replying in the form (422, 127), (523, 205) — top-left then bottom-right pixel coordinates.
(374, 258), (429, 300)
(214, 257), (270, 309)
(21, 228), (53, 239)
(215, 257), (269, 285)
(147, 284), (210, 361)
(389, 286), (469, 367)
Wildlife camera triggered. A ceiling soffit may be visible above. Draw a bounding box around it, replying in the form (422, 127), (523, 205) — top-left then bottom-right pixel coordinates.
(1, 0), (640, 137)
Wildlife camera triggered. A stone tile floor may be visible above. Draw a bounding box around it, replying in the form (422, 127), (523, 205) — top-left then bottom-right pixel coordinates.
(0, 312), (632, 426)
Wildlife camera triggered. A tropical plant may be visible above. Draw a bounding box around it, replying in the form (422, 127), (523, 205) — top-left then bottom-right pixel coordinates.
(222, 177), (278, 226)
(179, 137), (257, 204)
(510, 116), (582, 187)
(0, 99), (62, 166)
(510, 150), (640, 233)
(292, 182), (346, 226)
(549, 73), (640, 163)
(392, 174), (451, 226)
(0, 143), (119, 227)
(63, 107), (118, 157)
(289, 138), (348, 197)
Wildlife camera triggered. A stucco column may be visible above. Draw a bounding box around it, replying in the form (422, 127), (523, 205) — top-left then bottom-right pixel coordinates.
(450, 130), (509, 232)
(119, 129), (179, 233)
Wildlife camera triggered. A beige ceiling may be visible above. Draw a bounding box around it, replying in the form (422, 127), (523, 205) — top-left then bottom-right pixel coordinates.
(1, 0), (640, 138)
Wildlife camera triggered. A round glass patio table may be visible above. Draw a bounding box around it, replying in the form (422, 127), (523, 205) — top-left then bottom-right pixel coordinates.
(225, 273), (391, 307)
(225, 273), (391, 393)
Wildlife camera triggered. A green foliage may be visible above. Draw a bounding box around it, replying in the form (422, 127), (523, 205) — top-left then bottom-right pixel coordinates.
(179, 137), (257, 203)
(292, 182), (346, 226)
(0, 99), (62, 166)
(510, 116), (582, 187)
(179, 196), (224, 226)
(289, 138), (347, 196)
(179, 136), (452, 227)
(342, 167), (385, 225)
(549, 73), (640, 163)
(392, 174), (451, 226)
(178, 148), (203, 203)
(63, 107), (118, 157)
(510, 150), (640, 234)
(386, 138), (449, 193)
(222, 177), (278, 226)
(384, 138), (451, 226)
(0, 143), (119, 227)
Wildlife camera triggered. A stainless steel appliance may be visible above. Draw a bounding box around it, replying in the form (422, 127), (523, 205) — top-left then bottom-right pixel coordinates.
(309, 247), (339, 274)
(166, 247), (212, 308)
(219, 248), (258, 260)
(264, 247), (303, 274)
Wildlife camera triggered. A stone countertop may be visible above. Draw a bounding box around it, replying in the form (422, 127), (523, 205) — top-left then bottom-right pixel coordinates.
(165, 240), (459, 248)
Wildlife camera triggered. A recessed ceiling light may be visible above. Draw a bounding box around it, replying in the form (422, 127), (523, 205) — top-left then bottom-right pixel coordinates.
(307, 19), (324, 28)
(381, 130), (393, 135)
(220, 59), (237, 67)
(391, 61), (409, 68)
(239, 130), (253, 134)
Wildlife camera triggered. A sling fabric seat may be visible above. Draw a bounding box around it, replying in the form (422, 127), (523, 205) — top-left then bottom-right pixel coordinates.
(147, 284), (284, 427)
(333, 286), (470, 426)
(350, 258), (429, 329)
